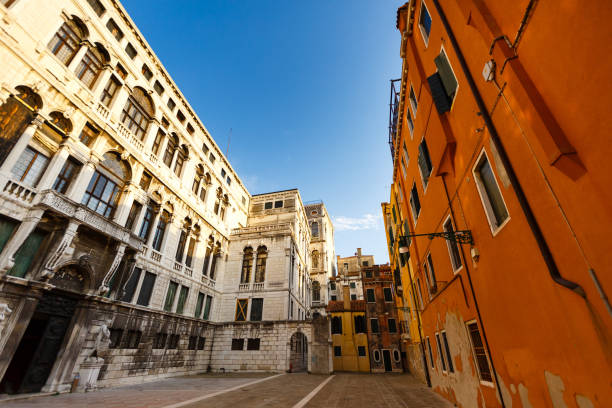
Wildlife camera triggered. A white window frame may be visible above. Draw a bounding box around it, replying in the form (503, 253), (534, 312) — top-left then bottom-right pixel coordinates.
(472, 149), (510, 236)
(438, 44), (459, 109)
(409, 84), (418, 118)
(426, 336), (434, 369)
(418, 0), (431, 47)
(435, 332), (447, 373)
(465, 319), (495, 387)
(423, 253), (436, 297)
(441, 330), (454, 373)
(417, 137), (433, 193)
(409, 182), (421, 225)
(443, 215), (463, 273)
(373, 349), (381, 362)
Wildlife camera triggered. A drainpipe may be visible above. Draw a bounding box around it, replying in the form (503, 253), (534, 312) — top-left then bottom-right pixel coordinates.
(430, 0), (585, 298)
(442, 176), (505, 407)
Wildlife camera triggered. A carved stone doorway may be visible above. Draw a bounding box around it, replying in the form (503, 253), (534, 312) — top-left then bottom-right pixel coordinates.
(0, 292), (77, 394)
(289, 332), (308, 372)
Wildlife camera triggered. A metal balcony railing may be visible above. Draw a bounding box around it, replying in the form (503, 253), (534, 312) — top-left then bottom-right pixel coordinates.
(388, 78), (401, 159)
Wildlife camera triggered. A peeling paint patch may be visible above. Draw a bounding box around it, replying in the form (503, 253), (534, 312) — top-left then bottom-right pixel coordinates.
(518, 383), (533, 408)
(510, 383), (516, 394)
(575, 394), (594, 408)
(545, 371), (568, 408)
(497, 377), (512, 408)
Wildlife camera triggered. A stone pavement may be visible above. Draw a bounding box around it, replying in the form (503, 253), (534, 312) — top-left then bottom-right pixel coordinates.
(0, 372), (454, 408)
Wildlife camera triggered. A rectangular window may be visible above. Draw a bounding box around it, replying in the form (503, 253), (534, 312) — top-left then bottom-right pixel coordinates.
(350, 282), (356, 289)
(370, 318), (379, 333)
(176, 110), (186, 123)
(141, 64), (153, 81)
(425, 253), (437, 295)
(435, 48), (458, 103)
(409, 85), (418, 116)
(81, 171), (120, 219)
(185, 237), (196, 267)
(407, 110), (414, 135)
(100, 75), (120, 107)
(474, 152), (509, 231)
(354, 315), (366, 333)
(274, 200), (283, 208)
(209, 153), (215, 163)
(410, 183), (421, 221)
(247, 338), (260, 350)
(52, 157), (80, 194)
(138, 204), (155, 240)
(176, 285), (189, 314)
(120, 267), (141, 303)
(79, 123), (99, 146)
(264, 202), (273, 210)
(443, 218), (463, 270)
(235, 299), (248, 321)
(250, 298), (263, 321)
(388, 318), (397, 333)
(203, 295), (213, 320)
(136, 272), (156, 306)
(415, 278), (424, 309)
(350, 294), (357, 300)
(154, 333), (167, 349)
(418, 138), (433, 188)
(106, 19), (124, 41)
(194, 292), (204, 318)
(125, 43), (137, 59)
(154, 80), (164, 95)
(426, 337), (434, 368)
(168, 334), (179, 349)
(86, 0), (105, 16)
(231, 338), (244, 351)
(163, 281), (178, 312)
(75, 49), (103, 89)
(358, 346), (366, 356)
(331, 316), (342, 334)
(442, 331), (454, 373)
(11, 147), (49, 187)
(152, 210), (170, 251)
(366, 288), (375, 302)
(436, 332), (447, 371)
(126, 330), (142, 349)
(330, 282), (336, 290)
(221, 169), (226, 178)
(401, 158), (408, 179)
(175, 229), (188, 262)
(334, 346), (341, 357)
(124, 201), (142, 230)
(384, 287), (393, 302)
(331, 295), (337, 301)
(197, 337), (206, 350)
(188, 335), (197, 350)
(419, 0), (432, 45)
(115, 63), (128, 80)
(109, 328), (123, 349)
(151, 130), (165, 156)
(167, 98), (176, 111)
(467, 321), (492, 382)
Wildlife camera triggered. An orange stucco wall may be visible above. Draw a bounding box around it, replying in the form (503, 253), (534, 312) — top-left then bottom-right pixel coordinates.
(387, 1), (612, 407)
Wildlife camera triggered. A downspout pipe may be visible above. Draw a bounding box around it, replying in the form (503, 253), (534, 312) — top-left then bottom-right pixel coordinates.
(430, 0), (586, 298)
(442, 176), (505, 408)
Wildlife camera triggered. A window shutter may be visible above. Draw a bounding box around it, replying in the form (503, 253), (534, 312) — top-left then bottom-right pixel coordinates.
(137, 272), (156, 306)
(121, 267), (142, 302)
(427, 73), (451, 114)
(434, 53), (458, 100)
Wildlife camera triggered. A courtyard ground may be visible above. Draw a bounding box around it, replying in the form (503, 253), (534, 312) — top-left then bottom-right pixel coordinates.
(0, 372), (454, 408)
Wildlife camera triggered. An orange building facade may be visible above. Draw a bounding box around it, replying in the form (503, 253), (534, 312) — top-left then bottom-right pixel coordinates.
(385, 1), (612, 407)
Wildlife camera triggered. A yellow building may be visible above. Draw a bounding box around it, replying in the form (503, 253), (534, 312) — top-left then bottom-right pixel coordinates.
(382, 183), (428, 383)
(327, 284), (370, 372)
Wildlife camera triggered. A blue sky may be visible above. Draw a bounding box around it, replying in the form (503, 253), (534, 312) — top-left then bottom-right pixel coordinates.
(122, 0), (404, 263)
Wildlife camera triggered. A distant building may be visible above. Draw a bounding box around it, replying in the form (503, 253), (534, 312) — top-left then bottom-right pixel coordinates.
(305, 201), (335, 316)
(334, 248), (374, 301)
(362, 264), (402, 373)
(327, 285), (369, 372)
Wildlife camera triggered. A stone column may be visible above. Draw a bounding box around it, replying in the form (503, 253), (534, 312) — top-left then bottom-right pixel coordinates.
(142, 120), (159, 151)
(0, 209), (44, 273)
(145, 210), (161, 249)
(113, 182), (136, 226)
(35, 144), (71, 190)
(66, 42), (90, 71)
(41, 219), (80, 279)
(109, 84), (130, 123)
(91, 65), (113, 101)
(0, 115), (45, 176)
(98, 243), (126, 294)
(66, 158), (98, 203)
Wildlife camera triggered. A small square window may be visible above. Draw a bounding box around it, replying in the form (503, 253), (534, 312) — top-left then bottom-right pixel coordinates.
(177, 110), (186, 123)
(231, 338), (244, 351)
(247, 338), (260, 350)
(197, 337), (206, 350)
(209, 153), (216, 163)
(384, 287), (393, 302)
(109, 328), (123, 349)
(331, 295), (337, 301)
(330, 282), (336, 290)
(125, 43), (137, 59)
(366, 288), (375, 303)
(168, 334), (180, 349)
(388, 318), (397, 333)
(186, 123), (195, 135)
(154, 80), (164, 96)
(106, 19), (124, 42)
(116, 63), (128, 80)
(154, 333), (167, 349)
(264, 202), (273, 210)
(139, 172), (152, 190)
(334, 346), (341, 356)
(274, 200), (283, 208)
(358, 346), (366, 356)
(227, 177), (231, 186)
(370, 318), (379, 333)
(221, 169), (226, 178)
(350, 282), (356, 289)
(142, 64), (153, 81)
(188, 335), (197, 350)
(161, 116), (170, 128)
(167, 98), (176, 111)
(350, 294), (357, 300)
(87, 0), (105, 16)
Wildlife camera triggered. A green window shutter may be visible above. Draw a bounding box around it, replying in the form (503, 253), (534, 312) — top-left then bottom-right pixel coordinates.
(176, 285), (189, 314)
(203, 295), (212, 320)
(163, 281), (178, 312)
(0, 218), (17, 253)
(427, 73), (452, 114)
(8, 229), (46, 278)
(434, 52), (458, 100)
(194, 292), (204, 318)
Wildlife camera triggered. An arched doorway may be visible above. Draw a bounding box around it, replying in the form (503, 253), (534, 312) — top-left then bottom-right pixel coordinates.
(0, 264), (86, 394)
(289, 332), (308, 372)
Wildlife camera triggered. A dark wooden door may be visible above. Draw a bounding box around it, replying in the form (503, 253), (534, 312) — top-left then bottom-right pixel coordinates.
(383, 349), (392, 372)
(0, 293), (77, 394)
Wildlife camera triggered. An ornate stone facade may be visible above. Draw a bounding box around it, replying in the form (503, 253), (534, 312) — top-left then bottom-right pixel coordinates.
(0, 0), (330, 395)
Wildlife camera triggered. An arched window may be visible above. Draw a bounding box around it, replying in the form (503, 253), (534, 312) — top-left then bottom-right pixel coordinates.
(175, 218), (191, 262)
(311, 221), (319, 237)
(75, 43), (109, 88)
(120, 87), (153, 140)
(48, 17), (88, 65)
(254, 246), (267, 283)
(312, 281), (320, 301)
(48, 111), (73, 135)
(220, 194), (229, 220)
(152, 209), (171, 251)
(81, 152), (129, 218)
(163, 133), (178, 167)
(311, 250), (319, 269)
(174, 145), (188, 177)
(202, 237), (214, 276)
(213, 187), (223, 215)
(209, 243), (221, 280)
(240, 247), (253, 283)
(192, 165), (204, 195)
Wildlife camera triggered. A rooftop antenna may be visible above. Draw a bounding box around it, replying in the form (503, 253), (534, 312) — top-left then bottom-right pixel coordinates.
(226, 128), (232, 159)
